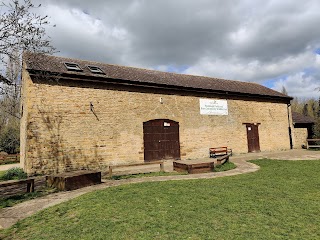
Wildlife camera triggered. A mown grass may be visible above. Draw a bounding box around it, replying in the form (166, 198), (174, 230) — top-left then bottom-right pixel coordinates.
(0, 170), (5, 179)
(213, 161), (236, 172)
(1, 159), (320, 239)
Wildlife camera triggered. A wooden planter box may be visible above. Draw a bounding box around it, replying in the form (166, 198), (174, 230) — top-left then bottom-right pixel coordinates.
(0, 178), (34, 199)
(46, 170), (101, 191)
(173, 161), (214, 174)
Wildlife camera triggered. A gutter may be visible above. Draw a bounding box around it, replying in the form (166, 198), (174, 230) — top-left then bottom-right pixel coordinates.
(27, 69), (293, 104)
(287, 103), (293, 149)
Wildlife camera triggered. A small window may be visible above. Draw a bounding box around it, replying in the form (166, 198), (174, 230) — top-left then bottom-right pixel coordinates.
(87, 65), (105, 74)
(64, 62), (83, 71)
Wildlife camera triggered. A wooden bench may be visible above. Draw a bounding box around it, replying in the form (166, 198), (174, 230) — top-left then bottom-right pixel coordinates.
(216, 154), (230, 165)
(109, 161), (164, 178)
(0, 154), (20, 164)
(306, 139), (320, 149)
(0, 178), (34, 198)
(209, 146), (232, 158)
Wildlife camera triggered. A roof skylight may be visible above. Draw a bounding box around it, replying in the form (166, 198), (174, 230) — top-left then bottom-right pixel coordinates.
(87, 65), (105, 74)
(64, 62), (82, 71)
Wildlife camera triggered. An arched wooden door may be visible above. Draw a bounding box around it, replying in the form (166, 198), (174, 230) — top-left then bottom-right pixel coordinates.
(143, 119), (181, 162)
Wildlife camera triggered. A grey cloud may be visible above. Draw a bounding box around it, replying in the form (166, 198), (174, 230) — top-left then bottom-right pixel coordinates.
(30, 0), (320, 98)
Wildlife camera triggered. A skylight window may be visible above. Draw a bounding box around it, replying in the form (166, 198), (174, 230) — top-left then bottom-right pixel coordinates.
(87, 65), (105, 74)
(64, 62), (83, 72)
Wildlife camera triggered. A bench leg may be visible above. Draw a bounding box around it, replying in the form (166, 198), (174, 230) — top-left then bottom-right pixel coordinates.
(160, 162), (164, 172)
(26, 179), (35, 193)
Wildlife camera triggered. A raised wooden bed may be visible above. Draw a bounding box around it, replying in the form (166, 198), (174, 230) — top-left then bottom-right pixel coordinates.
(173, 161), (215, 174)
(0, 177), (47, 199)
(108, 160), (164, 178)
(0, 178), (34, 199)
(46, 170), (101, 191)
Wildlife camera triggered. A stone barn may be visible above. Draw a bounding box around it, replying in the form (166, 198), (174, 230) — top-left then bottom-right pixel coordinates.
(20, 53), (293, 175)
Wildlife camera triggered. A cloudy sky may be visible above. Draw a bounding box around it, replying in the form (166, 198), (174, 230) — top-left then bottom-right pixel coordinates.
(27, 1), (320, 98)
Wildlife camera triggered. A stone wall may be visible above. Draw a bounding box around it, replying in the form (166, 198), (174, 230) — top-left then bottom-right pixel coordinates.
(292, 127), (308, 148)
(21, 71), (292, 175)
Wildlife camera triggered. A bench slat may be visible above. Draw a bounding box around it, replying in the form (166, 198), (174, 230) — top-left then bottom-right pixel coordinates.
(209, 147), (232, 158)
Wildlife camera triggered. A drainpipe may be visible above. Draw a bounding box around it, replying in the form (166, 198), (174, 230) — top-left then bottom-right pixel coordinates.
(287, 103), (293, 149)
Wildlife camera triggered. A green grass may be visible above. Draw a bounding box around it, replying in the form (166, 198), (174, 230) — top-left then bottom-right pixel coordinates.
(0, 170), (5, 180)
(0, 168), (27, 182)
(109, 171), (187, 180)
(213, 161), (236, 172)
(1, 159), (320, 239)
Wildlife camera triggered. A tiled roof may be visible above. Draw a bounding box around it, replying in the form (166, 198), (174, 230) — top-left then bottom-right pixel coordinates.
(24, 52), (292, 101)
(292, 112), (315, 124)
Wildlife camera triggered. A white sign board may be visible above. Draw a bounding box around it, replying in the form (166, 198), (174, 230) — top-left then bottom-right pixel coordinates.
(200, 99), (228, 115)
(164, 122), (171, 127)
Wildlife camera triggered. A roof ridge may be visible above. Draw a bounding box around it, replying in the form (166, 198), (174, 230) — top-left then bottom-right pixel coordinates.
(23, 52), (292, 101)
(25, 52), (259, 86)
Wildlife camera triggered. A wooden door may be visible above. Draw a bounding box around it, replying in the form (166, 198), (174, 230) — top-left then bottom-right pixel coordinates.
(245, 123), (260, 152)
(143, 119), (180, 162)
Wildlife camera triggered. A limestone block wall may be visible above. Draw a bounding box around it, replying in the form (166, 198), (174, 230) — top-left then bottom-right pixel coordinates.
(292, 128), (308, 148)
(21, 72), (292, 175)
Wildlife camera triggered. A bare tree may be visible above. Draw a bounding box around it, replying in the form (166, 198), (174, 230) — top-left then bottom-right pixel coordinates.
(0, 0), (55, 66)
(0, 0), (55, 117)
(281, 85), (288, 96)
(0, 0), (55, 153)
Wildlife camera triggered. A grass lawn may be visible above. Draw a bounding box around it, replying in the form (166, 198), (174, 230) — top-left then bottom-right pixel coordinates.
(0, 171), (5, 179)
(1, 159), (320, 239)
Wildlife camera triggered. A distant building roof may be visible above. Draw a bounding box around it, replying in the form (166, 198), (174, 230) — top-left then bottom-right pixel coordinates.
(23, 52), (293, 102)
(292, 112), (315, 124)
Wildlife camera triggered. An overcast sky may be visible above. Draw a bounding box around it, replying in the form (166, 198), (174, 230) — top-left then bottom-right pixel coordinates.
(28, 0), (320, 98)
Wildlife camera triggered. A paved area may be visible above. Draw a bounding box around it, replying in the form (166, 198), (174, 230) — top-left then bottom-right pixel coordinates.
(0, 149), (320, 229)
(0, 163), (21, 171)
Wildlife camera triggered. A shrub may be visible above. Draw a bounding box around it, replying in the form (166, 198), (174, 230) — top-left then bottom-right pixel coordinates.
(0, 126), (20, 154)
(1, 167), (27, 181)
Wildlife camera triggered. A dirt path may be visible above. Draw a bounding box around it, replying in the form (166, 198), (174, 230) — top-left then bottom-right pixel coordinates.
(0, 149), (319, 229)
(0, 163), (21, 171)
